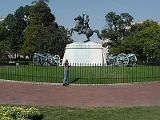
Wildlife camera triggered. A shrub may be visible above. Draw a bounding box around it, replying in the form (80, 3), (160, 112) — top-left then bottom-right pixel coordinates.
(0, 106), (42, 120)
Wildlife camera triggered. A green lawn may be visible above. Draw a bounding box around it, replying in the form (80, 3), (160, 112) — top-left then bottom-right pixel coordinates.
(0, 64), (160, 84)
(0, 64), (160, 119)
(1, 105), (160, 120)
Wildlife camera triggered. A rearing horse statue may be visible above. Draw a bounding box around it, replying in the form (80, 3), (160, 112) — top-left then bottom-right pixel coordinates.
(69, 14), (101, 42)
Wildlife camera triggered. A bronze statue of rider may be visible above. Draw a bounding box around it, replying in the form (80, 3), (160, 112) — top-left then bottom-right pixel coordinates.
(70, 13), (102, 41)
(79, 14), (90, 34)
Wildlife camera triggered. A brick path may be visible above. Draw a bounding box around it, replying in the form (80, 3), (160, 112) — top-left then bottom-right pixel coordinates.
(0, 80), (160, 107)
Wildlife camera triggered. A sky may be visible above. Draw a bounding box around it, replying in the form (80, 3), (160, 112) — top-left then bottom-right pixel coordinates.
(0, 0), (160, 42)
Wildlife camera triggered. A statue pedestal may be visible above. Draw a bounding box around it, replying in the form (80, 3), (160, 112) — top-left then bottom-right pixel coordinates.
(62, 41), (105, 66)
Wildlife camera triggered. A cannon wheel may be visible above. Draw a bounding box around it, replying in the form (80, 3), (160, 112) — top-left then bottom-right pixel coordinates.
(128, 53), (137, 66)
(40, 53), (53, 66)
(54, 55), (61, 66)
(106, 55), (117, 66)
(116, 53), (129, 66)
(33, 56), (40, 65)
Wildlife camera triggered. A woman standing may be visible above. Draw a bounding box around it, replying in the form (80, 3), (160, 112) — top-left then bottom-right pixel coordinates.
(63, 59), (70, 86)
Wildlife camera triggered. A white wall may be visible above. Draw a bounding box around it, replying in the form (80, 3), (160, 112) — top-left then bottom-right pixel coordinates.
(62, 41), (104, 66)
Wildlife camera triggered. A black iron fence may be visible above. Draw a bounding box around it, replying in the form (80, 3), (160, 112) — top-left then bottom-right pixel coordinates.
(0, 62), (160, 85)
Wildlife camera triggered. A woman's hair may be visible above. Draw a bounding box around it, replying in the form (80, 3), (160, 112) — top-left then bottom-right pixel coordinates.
(65, 59), (68, 63)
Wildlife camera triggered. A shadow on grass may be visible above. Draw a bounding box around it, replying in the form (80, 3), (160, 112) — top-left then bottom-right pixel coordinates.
(69, 78), (81, 84)
(34, 114), (44, 120)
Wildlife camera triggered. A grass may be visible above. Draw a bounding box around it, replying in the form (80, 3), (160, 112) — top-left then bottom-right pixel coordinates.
(1, 105), (160, 120)
(0, 63), (160, 119)
(0, 63), (160, 84)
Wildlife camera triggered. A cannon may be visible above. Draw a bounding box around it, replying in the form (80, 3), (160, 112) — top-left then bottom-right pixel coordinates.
(33, 53), (61, 66)
(106, 53), (137, 66)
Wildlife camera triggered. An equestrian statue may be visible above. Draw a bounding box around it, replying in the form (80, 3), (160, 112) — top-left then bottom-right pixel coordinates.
(69, 13), (102, 42)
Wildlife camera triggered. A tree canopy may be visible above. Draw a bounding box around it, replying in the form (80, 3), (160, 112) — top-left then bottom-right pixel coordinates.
(3, 5), (30, 58)
(102, 12), (160, 59)
(130, 20), (160, 58)
(0, 22), (6, 42)
(101, 12), (134, 55)
(20, 1), (72, 58)
(102, 12), (133, 45)
(31, 0), (49, 4)
(0, 22), (8, 58)
(103, 18), (160, 58)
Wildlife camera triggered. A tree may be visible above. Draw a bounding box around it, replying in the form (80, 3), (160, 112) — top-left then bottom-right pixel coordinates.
(102, 12), (133, 45)
(3, 14), (18, 56)
(3, 5), (30, 58)
(121, 36), (144, 57)
(21, 1), (72, 58)
(56, 25), (73, 57)
(0, 22), (8, 58)
(101, 12), (134, 55)
(137, 20), (160, 58)
(0, 22), (6, 41)
(21, 1), (55, 57)
(143, 33), (160, 58)
(29, 1), (55, 26)
(121, 20), (160, 58)
(31, 0), (49, 4)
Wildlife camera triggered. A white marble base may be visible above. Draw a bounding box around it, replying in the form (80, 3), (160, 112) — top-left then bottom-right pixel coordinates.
(62, 41), (105, 66)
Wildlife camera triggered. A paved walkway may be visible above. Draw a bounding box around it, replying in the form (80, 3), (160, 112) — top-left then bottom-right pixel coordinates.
(0, 80), (160, 107)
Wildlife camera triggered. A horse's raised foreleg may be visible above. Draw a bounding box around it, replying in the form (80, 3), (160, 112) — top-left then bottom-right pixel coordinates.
(68, 28), (74, 36)
(70, 28), (73, 35)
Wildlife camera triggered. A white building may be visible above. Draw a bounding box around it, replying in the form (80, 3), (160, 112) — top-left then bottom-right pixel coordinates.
(0, 16), (5, 22)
